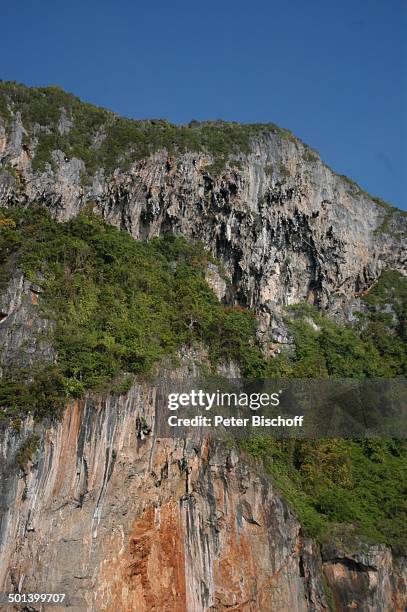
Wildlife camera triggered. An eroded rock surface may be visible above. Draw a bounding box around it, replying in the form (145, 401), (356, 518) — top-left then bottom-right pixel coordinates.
(0, 271), (54, 375)
(0, 387), (405, 611)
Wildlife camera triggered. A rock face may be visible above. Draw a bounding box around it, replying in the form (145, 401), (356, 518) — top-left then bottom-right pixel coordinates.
(322, 547), (407, 612)
(0, 271), (54, 375)
(1, 387), (405, 612)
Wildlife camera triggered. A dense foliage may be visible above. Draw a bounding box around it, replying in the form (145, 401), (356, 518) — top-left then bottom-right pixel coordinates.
(266, 289), (406, 378)
(0, 203), (405, 552)
(0, 205), (264, 416)
(241, 436), (406, 552)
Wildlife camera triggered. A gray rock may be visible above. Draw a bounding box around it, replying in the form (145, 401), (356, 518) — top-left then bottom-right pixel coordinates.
(0, 272), (55, 375)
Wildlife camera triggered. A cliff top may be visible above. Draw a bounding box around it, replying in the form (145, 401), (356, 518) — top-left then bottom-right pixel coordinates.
(0, 80), (402, 219)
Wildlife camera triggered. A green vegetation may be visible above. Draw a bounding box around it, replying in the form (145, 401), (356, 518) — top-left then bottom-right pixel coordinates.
(205, 157), (228, 175)
(15, 434), (41, 470)
(264, 164), (274, 178)
(240, 436), (406, 552)
(302, 148), (319, 163)
(0, 205), (265, 421)
(322, 576), (335, 612)
(278, 162), (291, 178)
(266, 290), (406, 378)
(0, 81), (297, 177)
(357, 271), (407, 373)
(0, 367), (65, 422)
(241, 276), (407, 551)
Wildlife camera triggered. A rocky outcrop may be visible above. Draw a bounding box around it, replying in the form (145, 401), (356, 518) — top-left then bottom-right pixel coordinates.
(0, 271), (54, 375)
(1, 386), (405, 611)
(322, 546), (407, 612)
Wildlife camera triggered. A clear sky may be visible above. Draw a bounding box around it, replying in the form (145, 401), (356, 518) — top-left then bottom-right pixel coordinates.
(1, 0), (406, 209)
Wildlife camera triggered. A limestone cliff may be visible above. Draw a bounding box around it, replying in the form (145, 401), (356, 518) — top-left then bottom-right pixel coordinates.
(0, 83), (406, 611)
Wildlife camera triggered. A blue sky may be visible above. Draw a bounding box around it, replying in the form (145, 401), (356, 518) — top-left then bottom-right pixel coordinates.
(1, 0), (406, 209)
